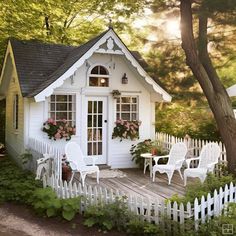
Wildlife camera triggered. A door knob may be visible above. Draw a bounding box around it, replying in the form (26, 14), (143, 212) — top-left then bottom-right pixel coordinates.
(104, 120), (107, 123)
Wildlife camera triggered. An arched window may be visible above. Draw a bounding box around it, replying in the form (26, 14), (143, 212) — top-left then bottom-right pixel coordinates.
(89, 65), (109, 87)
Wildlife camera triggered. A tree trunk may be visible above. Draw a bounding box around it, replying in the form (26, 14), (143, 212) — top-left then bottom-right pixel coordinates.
(180, 0), (236, 174)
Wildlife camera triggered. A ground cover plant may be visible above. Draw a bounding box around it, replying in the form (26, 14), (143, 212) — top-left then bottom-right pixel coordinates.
(169, 172), (236, 205)
(0, 156), (42, 204)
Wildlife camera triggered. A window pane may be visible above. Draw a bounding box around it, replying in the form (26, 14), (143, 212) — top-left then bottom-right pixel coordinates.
(88, 129), (92, 141)
(89, 77), (98, 86)
(98, 115), (102, 127)
(121, 97), (130, 103)
(132, 113), (137, 120)
(121, 104), (130, 112)
(50, 103), (55, 111)
(116, 114), (120, 120)
(99, 66), (108, 75)
(132, 97), (137, 103)
(91, 66), (99, 74)
(121, 113), (130, 120)
(116, 104), (120, 111)
(93, 101), (97, 113)
(56, 103), (67, 110)
(98, 129), (102, 141)
(93, 115), (97, 127)
(56, 112), (67, 120)
(56, 95), (67, 102)
(88, 101), (92, 113)
(93, 142), (97, 155)
(132, 104), (137, 112)
(116, 97), (120, 103)
(68, 95), (72, 101)
(98, 101), (103, 113)
(98, 142), (102, 155)
(87, 143), (92, 155)
(88, 115), (92, 127)
(99, 77), (109, 87)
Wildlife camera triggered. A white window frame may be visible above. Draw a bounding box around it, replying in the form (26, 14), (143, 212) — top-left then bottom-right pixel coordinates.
(13, 94), (19, 130)
(116, 96), (139, 121)
(48, 94), (76, 126)
(88, 65), (110, 87)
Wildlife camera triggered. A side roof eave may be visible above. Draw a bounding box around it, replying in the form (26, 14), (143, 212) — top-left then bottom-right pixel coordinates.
(34, 29), (171, 102)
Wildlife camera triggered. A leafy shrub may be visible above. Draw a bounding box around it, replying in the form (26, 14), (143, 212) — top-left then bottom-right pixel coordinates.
(32, 187), (81, 220)
(126, 218), (160, 235)
(0, 157), (42, 204)
(32, 187), (61, 217)
(168, 173), (236, 204)
(130, 139), (167, 168)
(84, 197), (132, 231)
(61, 197), (81, 221)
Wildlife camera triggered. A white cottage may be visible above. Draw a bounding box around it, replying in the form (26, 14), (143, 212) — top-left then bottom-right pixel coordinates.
(0, 28), (171, 168)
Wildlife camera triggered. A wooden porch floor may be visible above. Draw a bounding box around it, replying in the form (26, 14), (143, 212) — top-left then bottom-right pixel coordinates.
(74, 168), (190, 202)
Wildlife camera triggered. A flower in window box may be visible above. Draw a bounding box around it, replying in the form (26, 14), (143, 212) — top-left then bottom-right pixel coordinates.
(112, 119), (141, 141)
(42, 118), (76, 141)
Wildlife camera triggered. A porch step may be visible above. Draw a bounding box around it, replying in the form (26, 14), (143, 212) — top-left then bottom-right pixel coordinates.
(98, 164), (111, 170)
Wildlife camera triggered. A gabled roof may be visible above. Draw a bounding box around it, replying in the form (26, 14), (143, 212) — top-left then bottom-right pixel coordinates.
(1, 28), (171, 102)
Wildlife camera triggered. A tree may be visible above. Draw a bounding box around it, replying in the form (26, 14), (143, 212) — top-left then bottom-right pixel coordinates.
(180, 0), (236, 173)
(0, 0), (145, 64)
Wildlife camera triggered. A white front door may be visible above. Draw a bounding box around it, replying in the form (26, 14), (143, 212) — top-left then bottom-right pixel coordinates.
(85, 97), (107, 164)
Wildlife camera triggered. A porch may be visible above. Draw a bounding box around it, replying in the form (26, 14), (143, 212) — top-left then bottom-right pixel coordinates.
(74, 168), (188, 202)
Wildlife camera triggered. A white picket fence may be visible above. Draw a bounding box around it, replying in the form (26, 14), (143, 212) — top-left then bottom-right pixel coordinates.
(156, 132), (227, 166)
(43, 174), (236, 227)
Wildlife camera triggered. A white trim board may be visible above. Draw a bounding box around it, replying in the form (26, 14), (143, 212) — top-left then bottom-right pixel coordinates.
(34, 29), (172, 103)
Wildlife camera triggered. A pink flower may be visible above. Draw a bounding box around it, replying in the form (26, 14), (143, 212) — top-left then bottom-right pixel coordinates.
(62, 119), (66, 123)
(47, 118), (54, 124)
(54, 132), (61, 139)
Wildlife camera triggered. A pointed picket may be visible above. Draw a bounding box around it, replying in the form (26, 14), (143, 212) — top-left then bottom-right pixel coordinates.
(201, 195), (206, 223)
(179, 203), (185, 224)
(173, 201), (178, 222)
(213, 189), (219, 216)
(194, 198), (199, 230)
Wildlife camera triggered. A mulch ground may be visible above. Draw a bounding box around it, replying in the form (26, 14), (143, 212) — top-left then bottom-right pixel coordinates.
(0, 202), (125, 236)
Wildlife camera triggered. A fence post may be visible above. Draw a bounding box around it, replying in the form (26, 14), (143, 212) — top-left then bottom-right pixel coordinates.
(194, 198), (199, 230)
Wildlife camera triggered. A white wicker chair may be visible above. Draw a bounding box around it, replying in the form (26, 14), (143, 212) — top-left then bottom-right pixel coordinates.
(184, 143), (221, 186)
(152, 142), (188, 185)
(65, 142), (99, 187)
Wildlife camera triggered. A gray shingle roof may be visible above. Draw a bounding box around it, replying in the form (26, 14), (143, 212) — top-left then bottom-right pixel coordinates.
(9, 29), (153, 97)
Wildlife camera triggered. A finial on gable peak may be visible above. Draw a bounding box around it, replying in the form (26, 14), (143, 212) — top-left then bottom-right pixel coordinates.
(108, 18), (113, 29)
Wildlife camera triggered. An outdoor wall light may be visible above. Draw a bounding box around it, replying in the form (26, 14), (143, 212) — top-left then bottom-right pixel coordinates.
(122, 73), (128, 84)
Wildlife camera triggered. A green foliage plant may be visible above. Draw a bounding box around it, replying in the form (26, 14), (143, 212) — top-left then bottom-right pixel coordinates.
(130, 139), (153, 168)
(61, 197), (81, 221)
(32, 187), (61, 217)
(84, 197), (132, 231)
(168, 173), (236, 205)
(126, 218), (160, 235)
(0, 157), (42, 204)
(32, 187), (81, 221)
(130, 139), (167, 168)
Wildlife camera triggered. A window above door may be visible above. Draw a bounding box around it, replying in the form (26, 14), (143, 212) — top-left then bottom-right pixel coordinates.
(89, 65), (109, 87)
